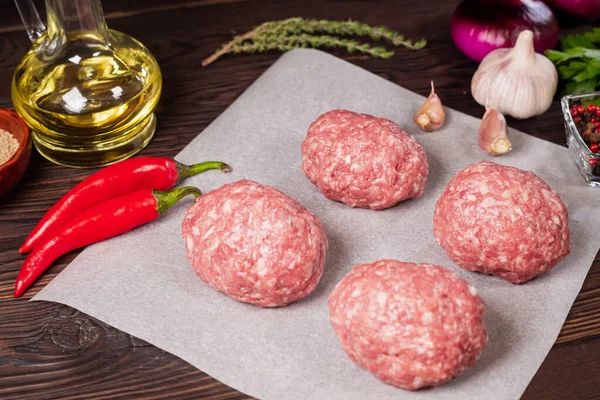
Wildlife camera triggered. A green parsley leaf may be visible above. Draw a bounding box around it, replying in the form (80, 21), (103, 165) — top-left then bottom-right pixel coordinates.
(545, 49), (577, 63)
(573, 59), (600, 83)
(558, 61), (588, 79)
(582, 48), (600, 61)
(561, 34), (597, 51)
(563, 79), (598, 96)
(548, 28), (600, 95)
(582, 28), (600, 44)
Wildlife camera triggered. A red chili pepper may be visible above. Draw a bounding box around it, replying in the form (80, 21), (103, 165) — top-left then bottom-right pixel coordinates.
(14, 186), (201, 298)
(19, 156), (229, 254)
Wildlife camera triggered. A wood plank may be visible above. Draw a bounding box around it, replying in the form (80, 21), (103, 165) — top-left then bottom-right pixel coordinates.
(0, 0), (249, 34)
(0, 0), (599, 398)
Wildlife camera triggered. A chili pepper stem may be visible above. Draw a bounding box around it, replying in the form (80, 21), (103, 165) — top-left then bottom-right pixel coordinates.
(14, 185), (204, 298)
(176, 161), (231, 183)
(20, 156), (225, 254)
(154, 186), (202, 215)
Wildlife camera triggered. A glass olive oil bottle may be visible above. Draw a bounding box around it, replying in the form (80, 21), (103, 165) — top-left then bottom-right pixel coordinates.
(12, 0), (162, 168)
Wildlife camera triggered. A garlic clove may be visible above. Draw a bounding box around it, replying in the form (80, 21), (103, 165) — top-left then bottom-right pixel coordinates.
(414, 81), (445, 131)
(478, 107), (512, 156)
(471, 30), (558, 119)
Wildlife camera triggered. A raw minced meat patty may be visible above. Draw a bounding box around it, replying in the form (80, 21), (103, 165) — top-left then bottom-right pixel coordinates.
(301, 110), (428, 210)
(434, 161), (570, 284)
(329, 260), (487, 390)
(182, 179), (328, 307)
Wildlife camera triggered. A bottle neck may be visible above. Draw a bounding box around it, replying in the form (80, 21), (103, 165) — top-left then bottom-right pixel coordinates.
(45, 0), (110, 42)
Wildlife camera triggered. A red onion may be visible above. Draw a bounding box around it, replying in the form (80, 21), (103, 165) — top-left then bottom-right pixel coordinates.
(451, 0), (560, 63)
(544, 0), (600, 20)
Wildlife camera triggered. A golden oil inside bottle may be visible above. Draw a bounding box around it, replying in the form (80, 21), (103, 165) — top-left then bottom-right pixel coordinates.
(12, 30), (162, 168)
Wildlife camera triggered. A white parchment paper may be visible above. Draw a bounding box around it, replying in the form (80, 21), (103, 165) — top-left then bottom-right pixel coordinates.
(34, 49), (600, 400)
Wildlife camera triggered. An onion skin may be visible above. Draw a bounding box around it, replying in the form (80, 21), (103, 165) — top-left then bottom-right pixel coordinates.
(451, 0), (560, 62)
(544, 0), (600, 20)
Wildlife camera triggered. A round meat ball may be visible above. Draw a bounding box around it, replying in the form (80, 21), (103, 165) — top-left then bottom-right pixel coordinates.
(301, 110), (428, 210)
(329, 260), (487, 390)
(434, 161), (570, 284)
(182, 179), (328, 307)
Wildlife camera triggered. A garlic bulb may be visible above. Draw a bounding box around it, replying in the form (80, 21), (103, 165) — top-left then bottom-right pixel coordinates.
(471, 30), (557, 119)
(414, 81), (445, 131)
(478, 107), (511, 155)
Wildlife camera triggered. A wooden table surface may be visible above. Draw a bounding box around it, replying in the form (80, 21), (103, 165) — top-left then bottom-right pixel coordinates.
(1, 0), (599, 398)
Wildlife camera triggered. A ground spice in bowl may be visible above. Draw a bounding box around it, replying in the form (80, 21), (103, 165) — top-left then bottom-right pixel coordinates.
(0, 129), (19, 165)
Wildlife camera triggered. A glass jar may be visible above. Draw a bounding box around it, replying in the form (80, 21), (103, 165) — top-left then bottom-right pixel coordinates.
(561, 92), (600, 187)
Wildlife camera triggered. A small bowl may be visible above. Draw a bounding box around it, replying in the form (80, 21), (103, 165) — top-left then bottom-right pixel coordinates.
(0, 109), (31, 197)
(561, 92), (600, 187)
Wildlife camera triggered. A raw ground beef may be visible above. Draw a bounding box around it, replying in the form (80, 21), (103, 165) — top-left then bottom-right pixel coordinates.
(301, 110), (428, 210)
(182, 179), (328, 307)
(434, 161), (570, 284)
(329, 260), (487, 391)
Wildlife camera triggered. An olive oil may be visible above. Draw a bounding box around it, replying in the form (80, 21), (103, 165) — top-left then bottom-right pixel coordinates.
(11, 0), (162, 168)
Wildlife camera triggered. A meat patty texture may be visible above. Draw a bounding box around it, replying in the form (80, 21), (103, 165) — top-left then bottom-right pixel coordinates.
(434, 161), (570, 284)
(182, 179), (328, 307)
(329, 260), (487, 390)
(301, 110), (428, 210)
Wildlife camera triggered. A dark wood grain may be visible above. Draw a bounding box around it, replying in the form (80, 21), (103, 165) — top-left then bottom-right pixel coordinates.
(0, 0), (599, 398)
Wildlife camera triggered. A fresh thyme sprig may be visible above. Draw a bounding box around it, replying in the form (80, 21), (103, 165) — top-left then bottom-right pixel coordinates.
(202, 18), (426, 67)
(232, 34), (395, 59)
